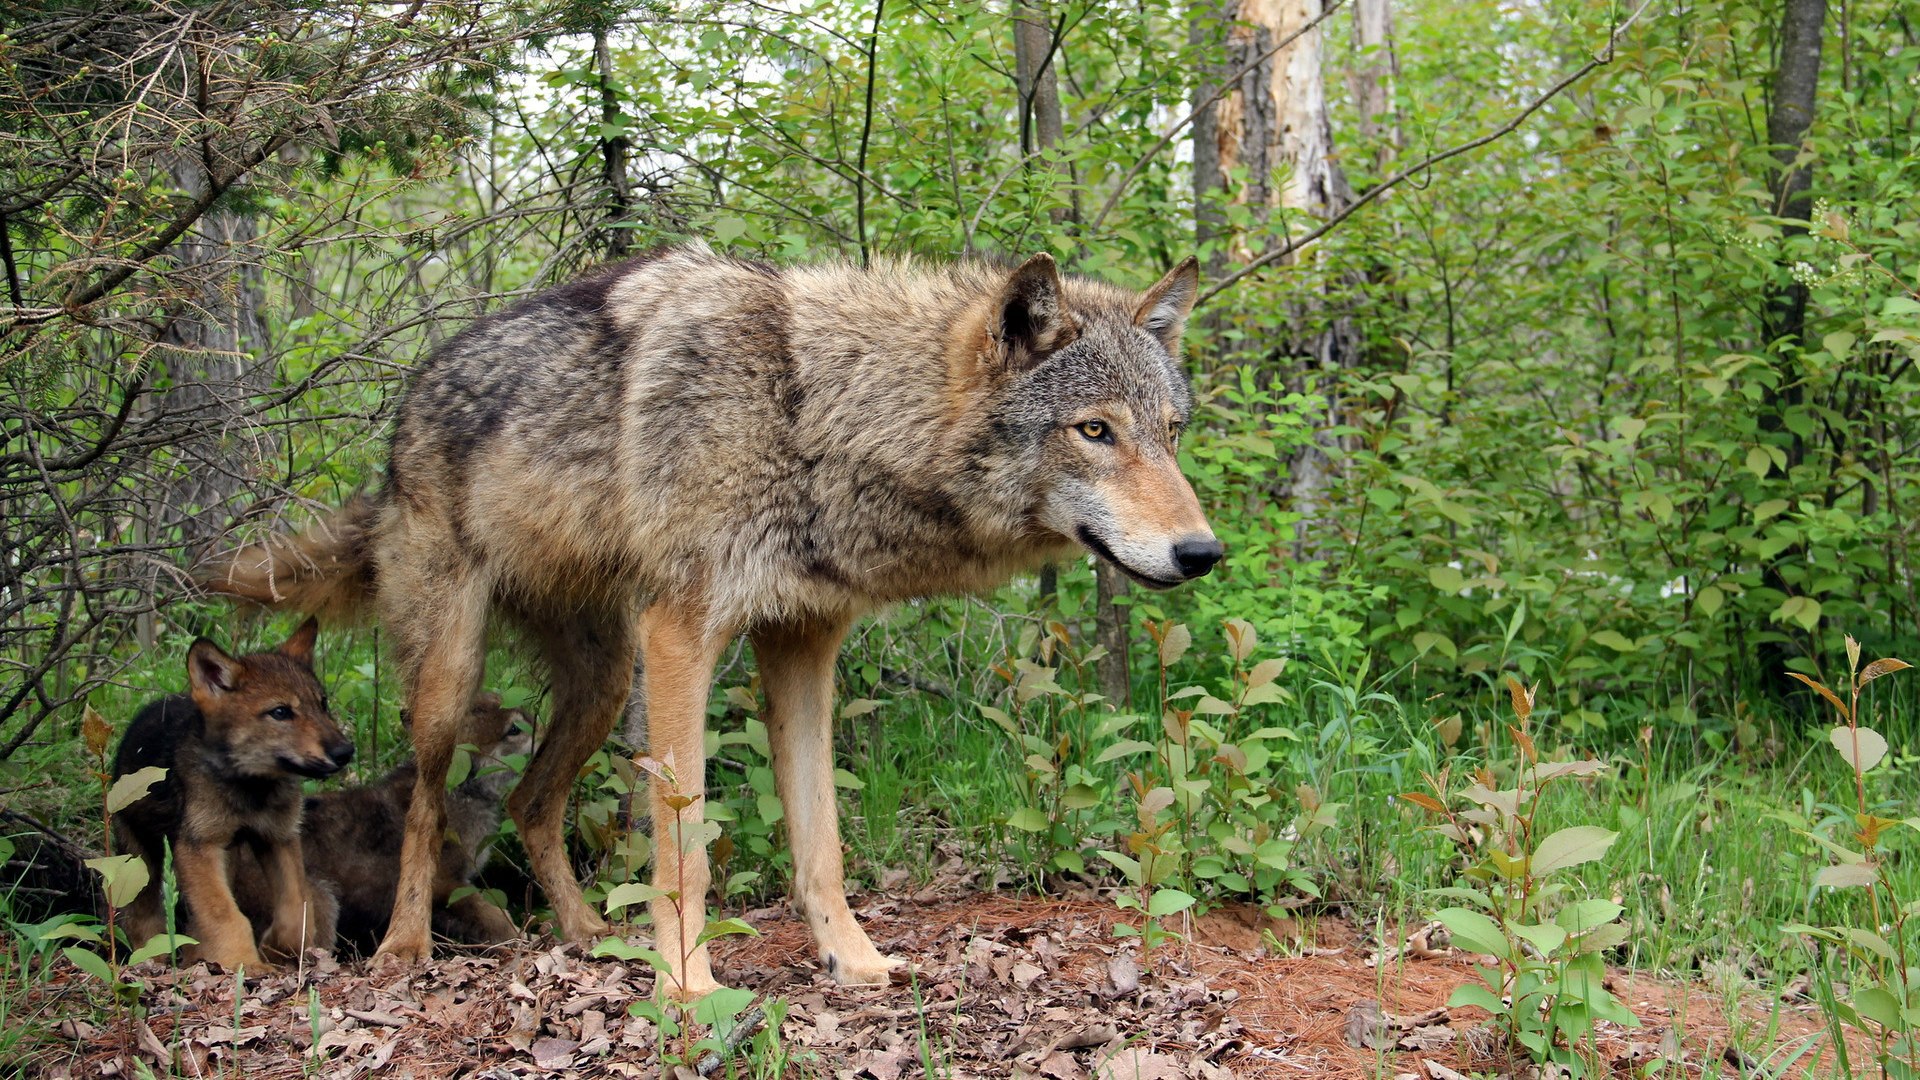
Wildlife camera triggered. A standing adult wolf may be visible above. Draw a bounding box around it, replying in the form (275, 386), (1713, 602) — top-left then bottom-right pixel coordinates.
(206, 243), (1221, 996)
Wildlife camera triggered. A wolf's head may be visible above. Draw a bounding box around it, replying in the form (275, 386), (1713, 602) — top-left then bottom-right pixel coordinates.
(977, 254), (1221, 589)
(187, 618), (355, 780)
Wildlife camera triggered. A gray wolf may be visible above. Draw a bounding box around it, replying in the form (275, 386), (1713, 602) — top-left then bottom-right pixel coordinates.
(203, 244), (1219, 996)
(111, 619), (353, 968)
(231, 692), (529, 954)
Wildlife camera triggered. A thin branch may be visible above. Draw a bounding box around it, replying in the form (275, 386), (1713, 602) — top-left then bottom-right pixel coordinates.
(1195, 0), (1659, 309)
(855, 0), (886, 266)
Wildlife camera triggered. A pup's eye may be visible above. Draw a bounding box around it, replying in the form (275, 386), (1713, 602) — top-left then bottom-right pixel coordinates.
(1076, 420), (1111, 442)
(267, 705), (295, 721)
(1169, 421), (1184, 441)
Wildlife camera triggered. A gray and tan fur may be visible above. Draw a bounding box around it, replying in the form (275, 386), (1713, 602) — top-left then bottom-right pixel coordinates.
(204, 243), (1220, 996)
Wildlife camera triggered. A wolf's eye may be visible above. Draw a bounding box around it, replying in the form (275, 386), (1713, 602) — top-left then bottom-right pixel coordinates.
(266, 705), (295, 721)
(1076, 420), (1111, 443)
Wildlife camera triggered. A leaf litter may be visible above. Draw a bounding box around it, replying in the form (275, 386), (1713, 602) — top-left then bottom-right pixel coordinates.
(22, 886), (1854, 1078)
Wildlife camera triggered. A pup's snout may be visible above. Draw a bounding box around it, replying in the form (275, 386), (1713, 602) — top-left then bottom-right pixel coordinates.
(326, 740), (356, 769)
(1171, 536), (1224, 579)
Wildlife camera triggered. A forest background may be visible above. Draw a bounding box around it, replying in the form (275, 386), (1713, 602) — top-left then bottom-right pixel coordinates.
(1, 0), (1917, 1071)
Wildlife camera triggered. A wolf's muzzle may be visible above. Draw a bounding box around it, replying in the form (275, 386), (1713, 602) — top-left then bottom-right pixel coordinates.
(1171, 537), (1223, 579)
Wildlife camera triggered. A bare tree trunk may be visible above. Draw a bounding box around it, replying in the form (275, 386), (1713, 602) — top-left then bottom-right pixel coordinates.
(157, 155), (271, 563)
(1191, 0), (1356, 554)
(1349, 0), (1399, 173)
(1756, 0), (1827, 691)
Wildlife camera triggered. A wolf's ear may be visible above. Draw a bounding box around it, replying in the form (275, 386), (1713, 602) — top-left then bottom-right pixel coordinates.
(1133, 257), (1200, 350)
(993, 253), (1077, 371)
(277, 616), (319, 665)
(187, 639), (245, 697)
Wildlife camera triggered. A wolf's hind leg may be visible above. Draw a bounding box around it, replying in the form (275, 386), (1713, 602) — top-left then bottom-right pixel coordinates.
(754, 614), (903, 986)
(373, 565), (490, 967)
(640, 598), (731, 1001)
(508, 605), (638, 945)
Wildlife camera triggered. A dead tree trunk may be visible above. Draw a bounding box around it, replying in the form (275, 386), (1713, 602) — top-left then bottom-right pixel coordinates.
(1191, 0), (1357, 554)
(1348, 0), (1399, 173)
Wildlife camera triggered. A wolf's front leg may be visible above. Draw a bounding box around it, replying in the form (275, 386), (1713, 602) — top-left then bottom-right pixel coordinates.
(259, 839), (329, 960)
(176, 842), (263, 970)
(755, 615), (903, 986)
(641, 599), (730, 1001)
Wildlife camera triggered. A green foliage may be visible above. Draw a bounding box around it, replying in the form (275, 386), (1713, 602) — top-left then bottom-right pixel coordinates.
(1405, 679), (1634, 1074)
(1779, 636), (1920, 1077)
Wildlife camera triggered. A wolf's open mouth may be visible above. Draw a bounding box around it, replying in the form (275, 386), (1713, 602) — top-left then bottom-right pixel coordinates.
(1074, 526), (1184, 590)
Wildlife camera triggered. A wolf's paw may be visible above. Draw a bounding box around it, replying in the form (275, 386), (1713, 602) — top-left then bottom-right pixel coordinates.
(371, 931), (432, 970)
(825, 948), (905, 987)
(553, 904), (611, 943)
(661, 971), (728, 1004)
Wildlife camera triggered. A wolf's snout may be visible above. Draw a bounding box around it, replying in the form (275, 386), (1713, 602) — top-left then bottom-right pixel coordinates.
(326, 740), (356, 769)
(1171, 537), (1223, 579)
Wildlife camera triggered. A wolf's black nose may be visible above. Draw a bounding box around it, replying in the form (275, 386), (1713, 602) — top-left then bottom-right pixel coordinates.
(328, 742), (355, 768)
(1172, 537), (1223, 579)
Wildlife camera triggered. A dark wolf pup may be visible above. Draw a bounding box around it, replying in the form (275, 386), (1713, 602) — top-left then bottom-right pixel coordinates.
(232, 693), (531, 955)
(205, 244), (1220, 996)
(112, 619), (354, 968)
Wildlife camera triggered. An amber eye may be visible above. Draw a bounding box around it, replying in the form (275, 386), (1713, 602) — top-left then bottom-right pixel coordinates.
(267, 705), (295, 721)
(1076, 420), (1111, 443)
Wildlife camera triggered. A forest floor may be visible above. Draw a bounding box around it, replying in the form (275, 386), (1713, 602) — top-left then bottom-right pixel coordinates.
(20, 877), (1848, 1080)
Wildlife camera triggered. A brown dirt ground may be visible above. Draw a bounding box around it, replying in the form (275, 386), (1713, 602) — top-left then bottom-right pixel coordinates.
(19, 889), (1856, 1079)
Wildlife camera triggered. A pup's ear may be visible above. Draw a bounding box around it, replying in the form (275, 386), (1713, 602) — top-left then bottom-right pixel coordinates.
(187, 639), (245, 698)
(993, 253), (1077, 371)
(278, 616), (319, 665)
(1133, 256), (1199, 350)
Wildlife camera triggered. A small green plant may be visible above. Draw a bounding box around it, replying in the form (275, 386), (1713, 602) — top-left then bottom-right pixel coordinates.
(1779, 635), (1918, 1078)
(593, 750), (760, 1071)
(1403, 678), (1635, 1075)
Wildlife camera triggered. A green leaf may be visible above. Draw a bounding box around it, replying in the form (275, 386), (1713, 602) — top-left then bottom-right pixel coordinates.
(1555, 899), (1624, 933)
(1530, 826), (1618, 874)
(691, 986), (758, 1026)
(1435, 907), (1510, 959)
(1694, 584), (1724, 617)
(1447, 982), (1507, 1014)
(1094, 740), (1157, 765)
(1095, 849), (1141, 884)
(1746, 446), (1772, 478)
(832, 767), (865, 790)
(1510, 921), (1567, 957)
(1854, 987), (1902, 1030)
(1146, 889), (1196, 917)
(125, 933), (196, 966)
(592, 938), (670, 971)
(603, 881), (669, 914)
(694, 918), (760, 947)
(1588, 630), (1637, 653)
(1828, 726), (1888, 773)
(1006, 807), (1050, 833)
(106, 766), (167, 814)
(63, 947), (114, 982)
(1158, 624), (1191, 667)
(1773, 595), (1822, 630)
(1428, 565), (1465, 593)
(85, 855), (148, 910)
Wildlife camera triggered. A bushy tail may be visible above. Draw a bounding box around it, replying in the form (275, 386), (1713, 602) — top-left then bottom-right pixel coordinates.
(198, 494), (381, 623)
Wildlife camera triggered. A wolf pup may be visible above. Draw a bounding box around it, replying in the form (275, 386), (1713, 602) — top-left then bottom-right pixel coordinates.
(233, 693), (530, 955)
(112, 619), (353, 968)
(204, 244), (1220, 996)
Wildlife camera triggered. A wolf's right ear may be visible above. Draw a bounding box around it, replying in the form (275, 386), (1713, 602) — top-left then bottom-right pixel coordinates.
(992, 253), (1078, 372)
(186, 639), (245, 697)
(1133, 256), (1200, 350)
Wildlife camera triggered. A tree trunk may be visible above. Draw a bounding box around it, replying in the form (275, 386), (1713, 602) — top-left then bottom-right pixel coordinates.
(594, 27), (634, 256)
(1348, 0), (1399, 174)
(156, 155), (271, 562)
(1756, 0), (1827, 692)
(1191, 0), (1356, 554)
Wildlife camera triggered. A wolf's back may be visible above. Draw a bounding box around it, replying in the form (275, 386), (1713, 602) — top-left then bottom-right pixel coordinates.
(198, 494), (381, 621)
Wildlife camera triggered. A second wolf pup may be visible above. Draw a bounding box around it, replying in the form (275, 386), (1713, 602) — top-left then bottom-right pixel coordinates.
(233, 693), (530, 954)
(112, 619), (354, 968)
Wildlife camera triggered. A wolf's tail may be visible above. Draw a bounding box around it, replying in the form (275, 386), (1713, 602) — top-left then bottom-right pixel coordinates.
(198, 494), (382, 622)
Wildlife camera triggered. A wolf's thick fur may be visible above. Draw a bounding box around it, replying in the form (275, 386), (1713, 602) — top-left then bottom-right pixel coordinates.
(111, 620), (354, 968)
(205, 245), (1219, 995)
(231, 694), (528, 955)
